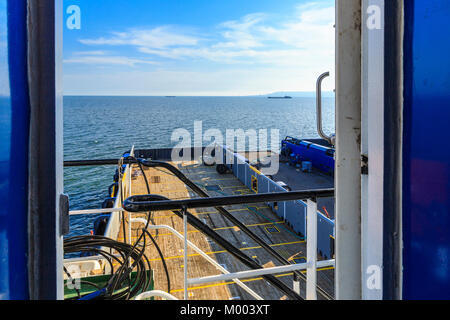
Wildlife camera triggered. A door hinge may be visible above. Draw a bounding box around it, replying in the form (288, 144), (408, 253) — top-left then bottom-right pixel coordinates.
(361, 155), (369, 175)
(59, 193), (70, 235)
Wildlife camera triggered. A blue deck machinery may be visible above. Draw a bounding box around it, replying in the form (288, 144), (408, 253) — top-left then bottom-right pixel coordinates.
(281, 137), (335, 175)
(281, 72), (336, 175)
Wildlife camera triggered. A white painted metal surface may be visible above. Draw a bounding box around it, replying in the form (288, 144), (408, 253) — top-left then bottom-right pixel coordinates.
(361, 0), (385, 300)
(188, 260), (335, 285)
(69, 207), (124, 215)
(127, 146), (135, 246)
(335, 0), (363, 300)
(183, 209), (188, 300)
(306, 200), (318, 300)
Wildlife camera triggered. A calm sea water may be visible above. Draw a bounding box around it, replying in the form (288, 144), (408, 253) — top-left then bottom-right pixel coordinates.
(64, 96), (335, 237)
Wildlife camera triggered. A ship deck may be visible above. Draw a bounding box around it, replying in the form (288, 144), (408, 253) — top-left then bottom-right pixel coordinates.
(118, 156), (335, 300)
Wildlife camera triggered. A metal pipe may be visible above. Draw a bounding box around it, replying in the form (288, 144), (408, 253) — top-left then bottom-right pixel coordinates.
(64, 159), (127, 167)
(188, 260), (335, 285)
(316, 71), (333, 145)
(124, 189), (334, 213)
(134, 290), (179, 301)
(306, 200), (318, 300)
(183, 207), (188, 300)
(69, 207), (123, 215)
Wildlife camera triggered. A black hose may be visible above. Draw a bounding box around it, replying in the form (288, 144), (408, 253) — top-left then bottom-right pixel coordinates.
(63, 235), (152, 300)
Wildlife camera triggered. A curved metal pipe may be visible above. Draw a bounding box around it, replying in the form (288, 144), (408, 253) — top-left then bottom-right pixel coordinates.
(316, 72), (333, 145)
(135, 290), (179, 300)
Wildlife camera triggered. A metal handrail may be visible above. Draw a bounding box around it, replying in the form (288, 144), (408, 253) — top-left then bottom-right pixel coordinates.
(123, 189), (334, 212)
(188, 259), (335, 285)
(316, 72), (333, 145)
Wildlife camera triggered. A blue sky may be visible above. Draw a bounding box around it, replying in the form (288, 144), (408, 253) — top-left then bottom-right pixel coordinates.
(63, 0), (335, 96)
(0, 1), (9, 96)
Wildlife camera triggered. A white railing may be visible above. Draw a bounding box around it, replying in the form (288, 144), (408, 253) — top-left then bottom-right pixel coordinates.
(66, 192), (334, 300)
(130, 218), (264, 300)
(134, 290), (179, 301)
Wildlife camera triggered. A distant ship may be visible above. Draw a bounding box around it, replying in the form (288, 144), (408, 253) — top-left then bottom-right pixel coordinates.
(268, 96), (292, 99)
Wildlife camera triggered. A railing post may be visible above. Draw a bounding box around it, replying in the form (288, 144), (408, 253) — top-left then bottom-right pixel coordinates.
(183, 206), (188, 300)
(127, 146), (135, 246)
(306, 199), (318, 300)
(293, 274), (301, 296)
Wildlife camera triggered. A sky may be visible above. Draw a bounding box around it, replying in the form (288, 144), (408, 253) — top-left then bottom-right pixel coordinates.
(0, 1), (9, 96)
(63, 0), (335, 96)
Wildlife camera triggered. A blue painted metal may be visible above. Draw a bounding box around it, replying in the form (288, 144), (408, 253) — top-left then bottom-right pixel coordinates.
(281, 137), (335, 174)
(0, 1), (30, 299)
(403, 0), (450, 299)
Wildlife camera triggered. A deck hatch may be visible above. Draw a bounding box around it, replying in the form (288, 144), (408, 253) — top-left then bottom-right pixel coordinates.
(265, 226), (280, 234)
(205, 185), (221, 191)
(292, 257), (306, 264)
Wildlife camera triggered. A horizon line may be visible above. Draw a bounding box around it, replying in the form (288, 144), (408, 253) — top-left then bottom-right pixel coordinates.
(62, 91), (336, 97)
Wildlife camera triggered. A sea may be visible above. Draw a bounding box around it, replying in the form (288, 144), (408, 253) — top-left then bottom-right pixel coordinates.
(64, 96), (335, 237)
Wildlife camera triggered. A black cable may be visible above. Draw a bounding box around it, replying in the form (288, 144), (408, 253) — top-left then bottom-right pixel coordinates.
(63, 235), (152, 300)
(144, 229), (171, 293)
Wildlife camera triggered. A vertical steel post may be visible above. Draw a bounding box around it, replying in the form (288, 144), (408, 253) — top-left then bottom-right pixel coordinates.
(127, 166), (132, 246)
(335, 0), (362, 299)
(306, 199), (317, 300)
(183, 206), (188, 300)
(293, 275), (301, 296)
(361, 0), (386, 300)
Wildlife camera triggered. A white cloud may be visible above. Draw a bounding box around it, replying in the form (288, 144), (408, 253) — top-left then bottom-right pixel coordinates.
(79, 26), (201, 49)
(74, 50), (109, 56)
(77, 3), (334, 66)
(66, 1), (336, 94)
(129, 3), (333, 69)
(214, 13), (267, 49)
(64, 55), (156, 67)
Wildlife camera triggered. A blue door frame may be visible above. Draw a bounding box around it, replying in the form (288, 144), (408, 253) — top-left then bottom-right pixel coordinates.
(403, 0), (450, 299)
(0, 0), (31, 300)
